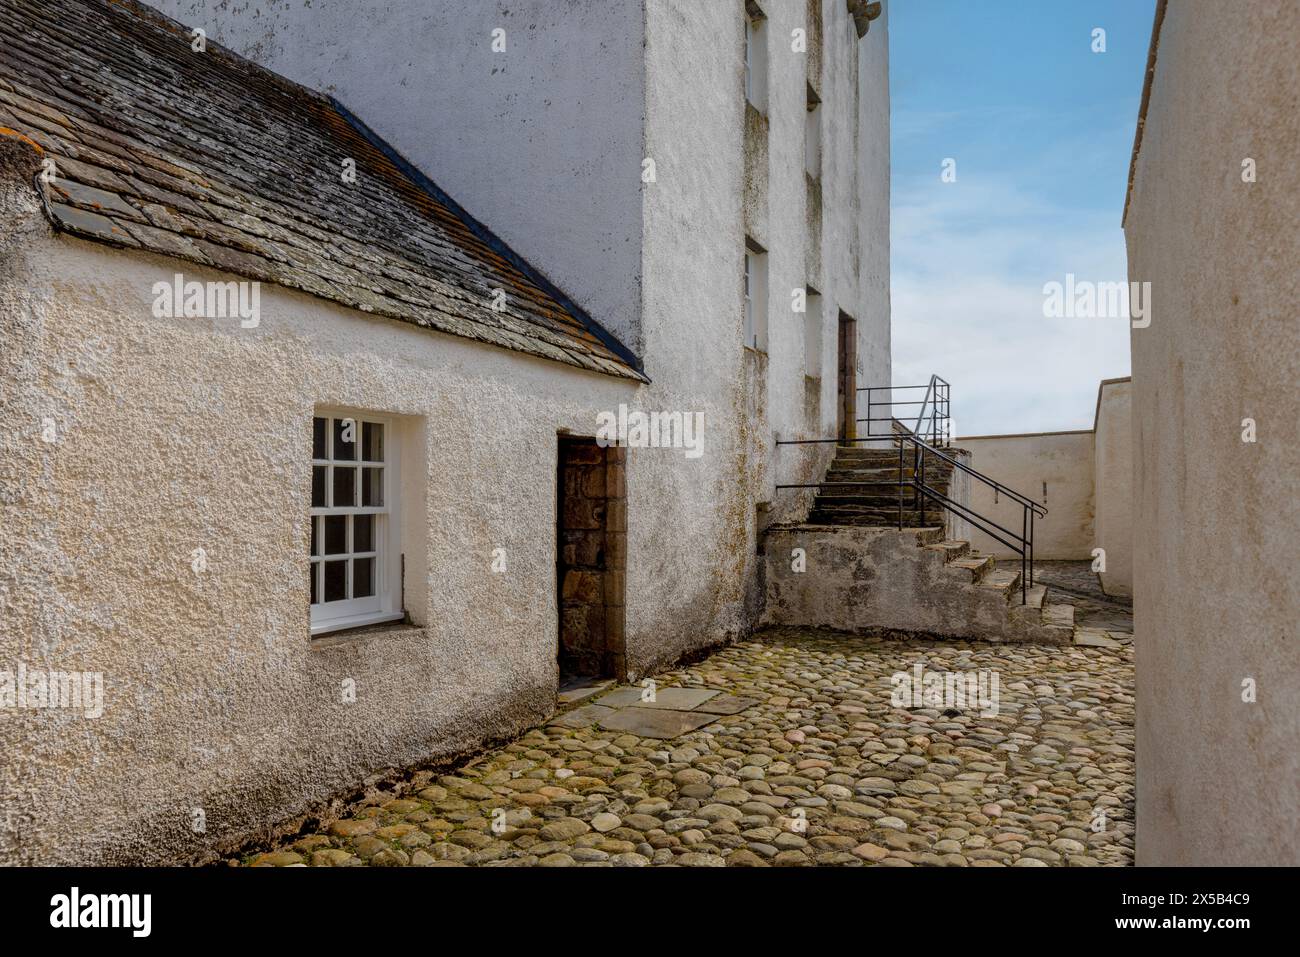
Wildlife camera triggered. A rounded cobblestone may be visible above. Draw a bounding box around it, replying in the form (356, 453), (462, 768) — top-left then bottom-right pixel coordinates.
(235, 627), (1135, 867)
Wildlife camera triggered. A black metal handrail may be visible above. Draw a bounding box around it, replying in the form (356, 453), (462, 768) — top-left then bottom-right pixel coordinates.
(858, 378), (950, 446)
(898, 429), (1047, 518)
(776, 378), (1046, 603)
(895, 430), (1040, 602)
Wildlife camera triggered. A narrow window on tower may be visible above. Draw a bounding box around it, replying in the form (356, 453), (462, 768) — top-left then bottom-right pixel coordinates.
(745, 2), (768, 114)
(743, 238), (769, 352)
(806, 83), (822, 179)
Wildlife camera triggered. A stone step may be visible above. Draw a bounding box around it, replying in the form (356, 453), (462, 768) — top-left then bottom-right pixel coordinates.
(923, 539), (971, 562)
(914, 527), (947, 546)
(1042, 602), (1076, 630)
(1073, 626), (1124, 648)
(830, 452), (955, 464)
(810, 500), (948, 520)
(824, 476), (953, 492)
(1006, 583), (1049, 632)
(832, 455), (956, 470)
(814, 492), (950, 508)
(947, 554), (994, 582)
(1016, 582), (1048, 610)
(806, 501), (951, 514)
(833, 447), (955, 464)
(825, 466), (951, 482)
(806, 509), (943, 528)
(978, 566), (1021, 599)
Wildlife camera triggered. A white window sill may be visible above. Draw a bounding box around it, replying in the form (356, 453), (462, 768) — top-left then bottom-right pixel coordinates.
(310, 610), (406, 638)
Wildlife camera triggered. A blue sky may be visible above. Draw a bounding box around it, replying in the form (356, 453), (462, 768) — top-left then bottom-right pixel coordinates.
(888, 0), (1156, 435)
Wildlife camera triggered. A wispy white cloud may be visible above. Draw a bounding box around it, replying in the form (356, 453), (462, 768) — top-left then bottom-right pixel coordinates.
(891, 177), (1131, 436)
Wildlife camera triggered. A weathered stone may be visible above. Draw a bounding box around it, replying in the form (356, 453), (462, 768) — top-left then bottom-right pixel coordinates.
(598, 707), (717, 739)
(539, 818), (591, 842)
(232, 623), (1134, 870)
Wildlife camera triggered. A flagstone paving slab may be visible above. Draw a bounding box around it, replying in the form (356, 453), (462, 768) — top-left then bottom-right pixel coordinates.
(1033, 561), (1133, 636)
(590, 686), (648, 709)
(549, 704), (617, 728)
(236, 626), (1135, 868)
(1073, 628), (1124, 649)
(597, 706), (719, 738)
(623, 687), (720, 711)
(694, 694), (760, 715)
(557, 677), (614, 705)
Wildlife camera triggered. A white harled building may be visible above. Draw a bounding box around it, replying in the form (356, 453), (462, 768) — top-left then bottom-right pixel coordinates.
(0, 0), (890, 863)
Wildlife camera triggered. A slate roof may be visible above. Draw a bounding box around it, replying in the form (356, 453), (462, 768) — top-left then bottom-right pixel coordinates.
(0, 0), (644, 381)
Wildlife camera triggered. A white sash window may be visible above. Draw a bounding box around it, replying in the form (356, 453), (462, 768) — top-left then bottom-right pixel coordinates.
(310, 411), (404, 635)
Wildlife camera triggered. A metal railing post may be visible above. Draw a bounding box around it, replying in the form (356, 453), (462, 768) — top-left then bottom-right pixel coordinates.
(919, 444), (926, 526)
(1029, 510), (1035, 586)
(896, 437), (904, 530)
(777, 380), (1046, 577)
(1021, 505), (1028, 603)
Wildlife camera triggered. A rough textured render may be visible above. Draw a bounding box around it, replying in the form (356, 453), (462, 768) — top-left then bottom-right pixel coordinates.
(156, 0), (894, 672)
(0, 0), (657, 866)
(1091, 378), (1132, 597)
(959, 431), (1095, 561)
(0, 0), (894, 865)
(0, 0), (643, 380)
(1124, 0), (1299, 865)
(0, 224), (643, 865)
(762, 525), (1071, 644)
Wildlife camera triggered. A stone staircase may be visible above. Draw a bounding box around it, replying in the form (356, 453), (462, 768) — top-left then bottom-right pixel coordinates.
(916, 529), (1075, 644)
(765, 443), (1078, 645)
(808, 445), (957, 527)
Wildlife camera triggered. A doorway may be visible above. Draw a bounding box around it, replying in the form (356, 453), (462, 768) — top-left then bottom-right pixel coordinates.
(837, 311), (857, 440)
(556, 436), (626, 682)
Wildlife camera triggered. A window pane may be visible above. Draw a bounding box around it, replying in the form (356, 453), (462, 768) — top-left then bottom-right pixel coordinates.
(333, 466), (357, 508)
(323, 560), (347, 602)
(333, 418), (357, 460)
(312, 466), (326, 508)
(324, 515), (347, 555)
(362, 467), (383, 507)
(362, 421), (384, 462)
(313, 417), (327, 459)
(310, 562), (318, 605)
(353, 557), (374, 598)
(311, 516), (319, 556)
(354, 514), (373, 553)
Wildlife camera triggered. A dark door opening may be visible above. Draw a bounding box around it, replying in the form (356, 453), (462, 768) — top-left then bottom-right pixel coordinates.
(837, 311), (858, 441)
(556, 436), (626, 683)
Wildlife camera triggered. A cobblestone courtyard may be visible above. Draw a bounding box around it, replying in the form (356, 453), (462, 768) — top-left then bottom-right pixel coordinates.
(240, 567), (1134, 867)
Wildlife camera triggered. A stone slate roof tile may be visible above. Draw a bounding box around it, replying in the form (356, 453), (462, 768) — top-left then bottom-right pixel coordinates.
(0, 0), (644, 382)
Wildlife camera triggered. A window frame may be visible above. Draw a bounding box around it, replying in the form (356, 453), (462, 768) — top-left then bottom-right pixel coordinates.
(805, 86), (823, 179)
(744, 239), (768, 352)
(744, 253), (754, 346)
(744, 7), (768, 113)
(805, 286), (823, 378)
(309, 408), (404, 636)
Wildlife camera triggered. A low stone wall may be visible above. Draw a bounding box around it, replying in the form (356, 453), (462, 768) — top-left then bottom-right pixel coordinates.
(761, 524), (1056, 642)
(959, 432), (1094, 560)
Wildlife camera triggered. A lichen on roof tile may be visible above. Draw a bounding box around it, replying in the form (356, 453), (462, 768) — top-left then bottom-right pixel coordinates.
(0, 0), (645, 382)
